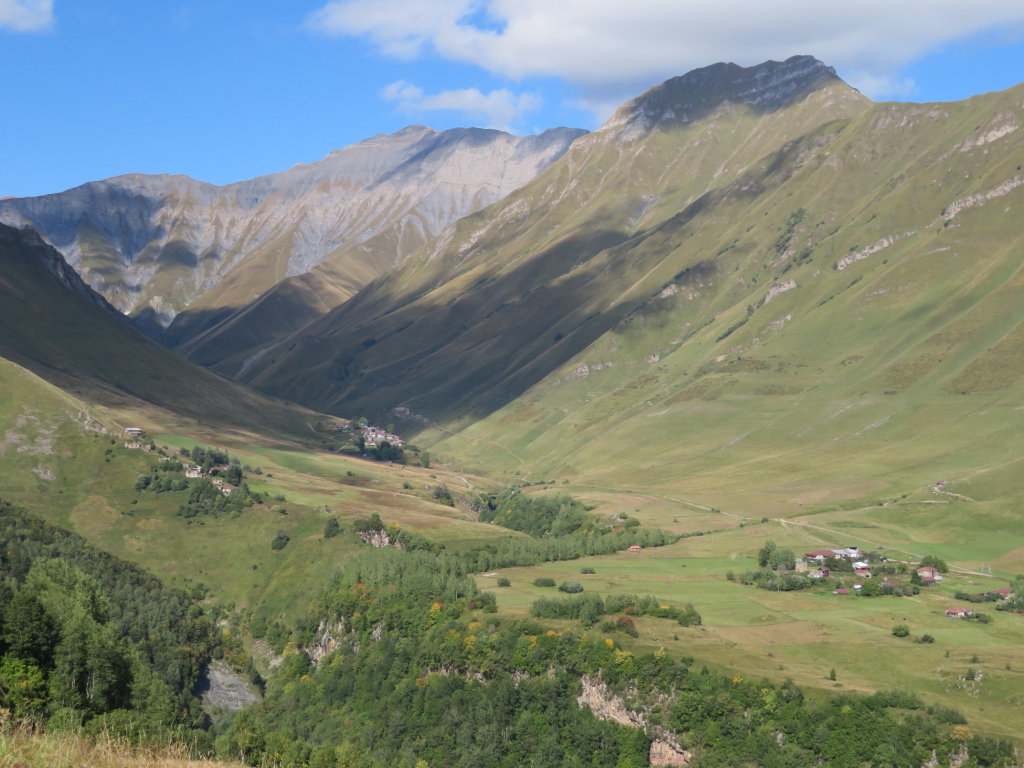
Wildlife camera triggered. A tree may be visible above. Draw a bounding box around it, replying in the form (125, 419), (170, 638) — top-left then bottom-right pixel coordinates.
(758, 540), (777, 568)
(496, 577), (511, 587)
(324, 518), (341, 539)
(420, 451), (430, 469)
(3, 591), (57, 669)
(271, 531), (290, 550)
(892, 624), (910, 638)
(919, 554), (949, 573)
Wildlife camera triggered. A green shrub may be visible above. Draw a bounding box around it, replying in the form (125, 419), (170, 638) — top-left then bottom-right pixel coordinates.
(496, 577), (511, 587)
(533, 577), (556, 587)
(271, 530), (290, 550)
(559, 580), (584, 594)
(892, 624), (910, 638)
(580, 567), (596, 574)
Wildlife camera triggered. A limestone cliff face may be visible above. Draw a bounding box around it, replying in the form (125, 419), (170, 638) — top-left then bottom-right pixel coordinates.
(0, 125), (586, 333)
(577, 675), (691, 767)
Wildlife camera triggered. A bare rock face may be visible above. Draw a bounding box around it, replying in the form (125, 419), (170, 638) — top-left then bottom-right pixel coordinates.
(0, 125), (586, 332)
(357, 529), (390, 548)
(577, 675), (691, 766)
(307, 620), (345, 665)
(199, 660), (260, 716)
(577, 674), (648, 729)
(649, 739), (693, 767)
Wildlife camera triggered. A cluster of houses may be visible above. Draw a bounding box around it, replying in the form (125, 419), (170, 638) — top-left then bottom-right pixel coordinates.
(183, 463), (237, 496)
(799, 547), (873, 581)
(331, 420), (405, 449)
(122, 427), (152, 451)
(120, 429), (237, 496)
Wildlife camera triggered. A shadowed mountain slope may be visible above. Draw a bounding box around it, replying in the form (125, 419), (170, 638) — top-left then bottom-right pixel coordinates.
(0, 223), (323, 441)
(226, 57), (868, 410)
(0, 125), (586, 343)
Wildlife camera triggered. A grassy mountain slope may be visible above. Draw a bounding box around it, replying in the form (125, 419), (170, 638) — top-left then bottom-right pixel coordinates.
(0, 223), (323, 443)
(214, 62), (1024, 568)
(225, 57), (869, 407)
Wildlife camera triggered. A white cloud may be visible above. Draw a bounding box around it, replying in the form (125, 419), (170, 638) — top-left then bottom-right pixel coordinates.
(844, 72), (917, 101)
(382, 80), (543, 131)
(308, 0), (1024, 112)
(0, 0), (53, 32)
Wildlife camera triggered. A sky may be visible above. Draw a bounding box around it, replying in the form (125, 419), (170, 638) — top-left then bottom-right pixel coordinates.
(3, 0), (1024, 197)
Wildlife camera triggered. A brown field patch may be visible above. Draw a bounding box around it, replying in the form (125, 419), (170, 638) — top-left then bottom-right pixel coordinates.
(754, 384), (804, 396)
(69, 495), (119, 537)
(614, 374), (659, 396)
(884, 351), (946, 388)
(946, 321), (1024, 393)
(713, 619), (821, 646)
(499, 402), (547, 425)
(665, 377), (737, 404)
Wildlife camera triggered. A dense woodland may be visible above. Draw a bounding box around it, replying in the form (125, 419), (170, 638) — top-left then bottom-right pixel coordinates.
(0, 499), (220, 748)
(213, 548), (1015, 768)
(479, 488), (602, 537)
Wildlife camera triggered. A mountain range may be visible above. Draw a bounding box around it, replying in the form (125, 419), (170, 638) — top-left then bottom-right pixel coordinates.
(3, 55), (1024, 502)
(0, 124), (584, 344)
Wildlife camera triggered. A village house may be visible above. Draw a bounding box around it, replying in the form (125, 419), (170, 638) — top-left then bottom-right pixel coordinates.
(806, 547), (860, 563)
(809, 567), (830, 579)
(805, 550), (839, 562)
(628, 545), (642, 552)
(833, 587), (851, 595)
(917, 566), (943, 581)
(124, 427), (143, 436)
(945, 607), (973, 618)
(124, 441), (142, 450)
(221, 484), (236, 496)
(988, 588), (1014, 599)
(185, 465), (203, 478)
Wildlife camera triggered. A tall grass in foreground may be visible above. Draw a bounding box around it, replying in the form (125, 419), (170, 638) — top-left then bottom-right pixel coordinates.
(0, 721), (242, 768)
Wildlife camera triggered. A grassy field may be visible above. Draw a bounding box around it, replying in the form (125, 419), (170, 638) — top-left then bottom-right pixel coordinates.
(475, 519), (1024, 739)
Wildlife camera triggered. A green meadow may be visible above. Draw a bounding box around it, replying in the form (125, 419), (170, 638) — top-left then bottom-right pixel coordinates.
(476, 520), (1024, 739)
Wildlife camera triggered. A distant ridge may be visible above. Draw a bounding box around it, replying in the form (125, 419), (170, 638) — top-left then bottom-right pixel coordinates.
(0, 125), (587, 341)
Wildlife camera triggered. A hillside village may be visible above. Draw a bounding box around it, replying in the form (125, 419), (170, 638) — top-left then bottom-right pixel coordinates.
(742, 540), (1017, 619)
(332, 419), (405, 449)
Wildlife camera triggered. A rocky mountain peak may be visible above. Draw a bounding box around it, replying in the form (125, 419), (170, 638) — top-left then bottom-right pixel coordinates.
(0, 123), (586, 334)
(603, 55), (852, 138)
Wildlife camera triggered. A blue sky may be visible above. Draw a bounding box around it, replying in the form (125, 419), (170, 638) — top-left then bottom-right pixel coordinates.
(3, 0), (1024, 197)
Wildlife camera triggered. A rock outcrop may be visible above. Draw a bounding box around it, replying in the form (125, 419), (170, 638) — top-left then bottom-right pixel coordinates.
(577, 675), (691, 767)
